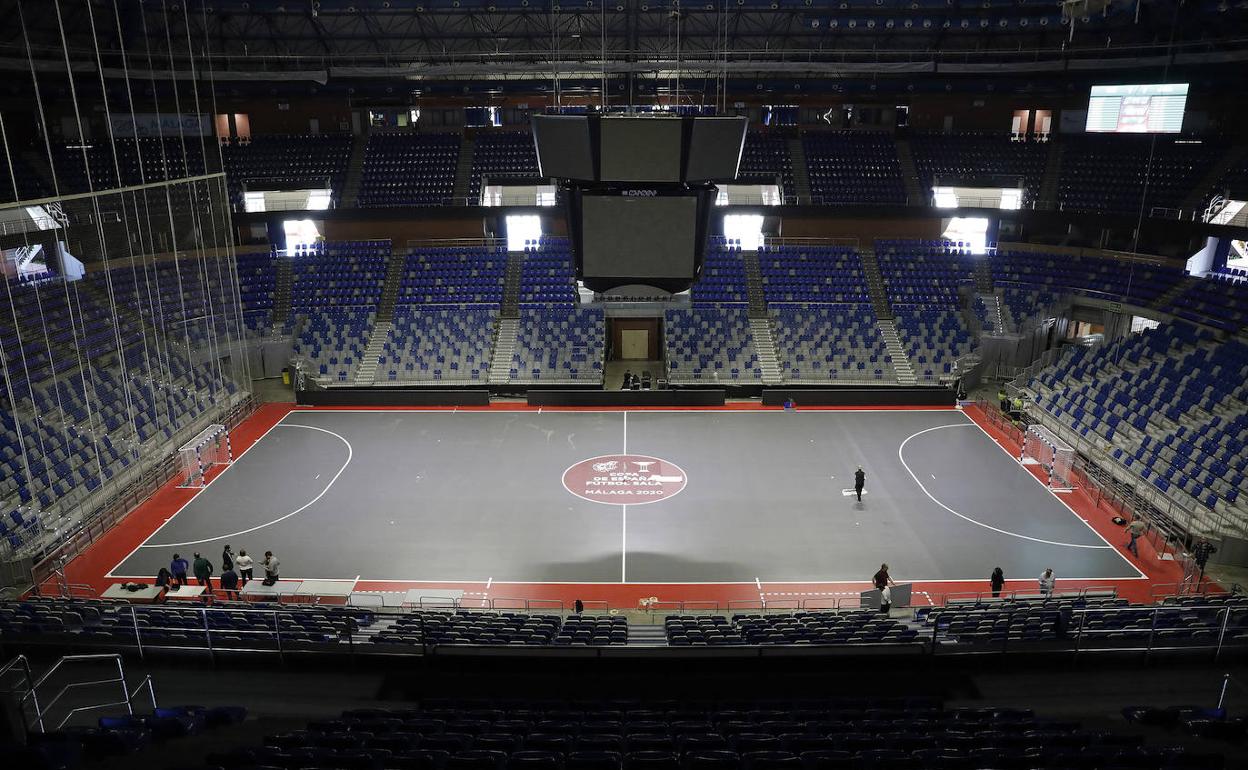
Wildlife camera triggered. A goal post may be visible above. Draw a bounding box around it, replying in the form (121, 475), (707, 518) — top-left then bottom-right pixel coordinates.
(178, 424), (233, 488)
(1020, 423), (1076, 492)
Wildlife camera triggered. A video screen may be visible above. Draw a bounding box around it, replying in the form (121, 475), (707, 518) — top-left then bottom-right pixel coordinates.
(599, 118), (684, 183)
(1085, 83), (1189, 134)
(582, 195), (697, 279)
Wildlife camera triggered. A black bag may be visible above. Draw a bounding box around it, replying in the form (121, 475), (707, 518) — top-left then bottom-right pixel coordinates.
(262, 575), (277, 586)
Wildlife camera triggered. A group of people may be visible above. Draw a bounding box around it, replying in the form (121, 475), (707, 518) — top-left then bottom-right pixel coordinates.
(156, 546), (280, 600)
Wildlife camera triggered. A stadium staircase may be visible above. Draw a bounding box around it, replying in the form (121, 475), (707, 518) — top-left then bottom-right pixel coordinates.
(352, 247), (407, 384)
(627, 623), (670, 647)
(973, 257), (995, 294)
(742, 249), (769, 316)
(787, 135), (812, 202)
(270, 257), (293, 332)
(877, 320), (917, 386)
(352, 322), (389, 386)
(977, 293), (1009, 335)
(452, 134), (475, 202)
(488, 253), (524, 384)
(1150, 275), (1200, 313)
(748, 317), (784, 385)
(1181, 144), (1248, 212)
(487, 318), (519, 385)
(1038, 141), (1065, 210)
(893, 137), (925, 205)
(858, 249), (894, 321)
(339, 134), (369, 209)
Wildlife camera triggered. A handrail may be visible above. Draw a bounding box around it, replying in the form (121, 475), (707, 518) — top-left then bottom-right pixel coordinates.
(0, 655), (42, 732)
(17, 653), (157, 732)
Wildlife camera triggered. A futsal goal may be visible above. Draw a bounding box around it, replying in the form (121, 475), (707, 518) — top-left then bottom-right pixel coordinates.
(178, 424), (233, 488)
(1020, 423), (1076, 491)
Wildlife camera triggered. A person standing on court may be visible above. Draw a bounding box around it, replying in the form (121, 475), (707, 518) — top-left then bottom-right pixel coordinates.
(1038, 568), (1056, 597)
(221, 544), (235, 574)
(234, 549), (254, 586)
(1193, 537), (1217, 582)
(220, 567), (240, 601)
(1125, 517), (1146, 557)
(170, 553), (189, 586)
(854, 466), (866, 502)
(873, 563), (895, 591)
(192, 552), (214, 588)
(990, 567), (1005, 598)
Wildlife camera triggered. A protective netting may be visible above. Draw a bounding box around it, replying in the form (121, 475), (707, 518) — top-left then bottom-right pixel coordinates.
(0, 0), (251, 563)
(1022, 423), (1076, 491)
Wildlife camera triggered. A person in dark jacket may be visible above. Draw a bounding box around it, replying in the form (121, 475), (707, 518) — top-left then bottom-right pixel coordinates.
(192, 553), (214, 588)
(854, 466), (866, 502)
(990, 567), (1006, 598)
(1193, 537), (1217, 582)
(170, 553), (189, 586)
(873, 564), (895, 591)
(221, 545), (234, 573)
(155, 568), (172, 588)
(220, 568), (240, 601)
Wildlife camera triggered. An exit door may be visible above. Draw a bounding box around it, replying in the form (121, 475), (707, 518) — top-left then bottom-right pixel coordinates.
(620, 330), (649, 360)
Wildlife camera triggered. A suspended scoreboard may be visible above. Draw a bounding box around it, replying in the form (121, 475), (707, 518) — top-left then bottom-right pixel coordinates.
(532, 114), (747, 293)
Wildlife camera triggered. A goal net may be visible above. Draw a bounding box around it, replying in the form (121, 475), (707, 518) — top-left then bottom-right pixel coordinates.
(178, 424), (233, 488)
(1021, 423), (1076, 491)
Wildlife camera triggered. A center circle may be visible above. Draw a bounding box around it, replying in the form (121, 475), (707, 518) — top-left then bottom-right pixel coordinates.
(562, 454), (688, 506)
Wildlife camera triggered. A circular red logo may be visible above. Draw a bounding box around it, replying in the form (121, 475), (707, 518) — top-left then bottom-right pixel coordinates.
(562, 454), (688, 506)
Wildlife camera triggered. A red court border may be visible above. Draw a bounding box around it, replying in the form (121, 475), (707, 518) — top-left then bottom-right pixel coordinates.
(56, 400), (1203, 608)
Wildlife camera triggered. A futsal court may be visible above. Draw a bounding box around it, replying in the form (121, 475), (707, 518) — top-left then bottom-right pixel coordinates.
(107, 407), (1143, 588)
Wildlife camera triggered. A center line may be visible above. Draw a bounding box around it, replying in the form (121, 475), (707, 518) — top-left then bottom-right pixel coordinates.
(621, 504), (628, 583)
(622, 411), (628, 455)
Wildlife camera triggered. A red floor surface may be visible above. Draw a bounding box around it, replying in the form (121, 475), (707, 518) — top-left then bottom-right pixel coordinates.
(56, 400), (1215, 609)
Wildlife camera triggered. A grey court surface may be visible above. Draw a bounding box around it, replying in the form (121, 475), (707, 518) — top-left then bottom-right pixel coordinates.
(112, 409), (1143, 584)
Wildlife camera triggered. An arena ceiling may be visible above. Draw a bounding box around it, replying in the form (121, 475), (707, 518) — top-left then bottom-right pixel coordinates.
(1, 0), (1246, 84)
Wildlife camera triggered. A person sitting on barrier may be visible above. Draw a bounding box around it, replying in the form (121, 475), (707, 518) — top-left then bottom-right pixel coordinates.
(873, 563), (895, 591)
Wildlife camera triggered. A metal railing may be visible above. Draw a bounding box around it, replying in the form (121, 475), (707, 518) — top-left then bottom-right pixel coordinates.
(17, 653), (158, 732)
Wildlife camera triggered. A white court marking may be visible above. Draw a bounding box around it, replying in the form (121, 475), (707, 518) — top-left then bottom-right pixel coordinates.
(898, 423), (1113, 550)
(140, 424), (353, 548)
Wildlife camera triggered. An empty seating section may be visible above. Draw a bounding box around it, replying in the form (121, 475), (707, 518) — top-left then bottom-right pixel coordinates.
(380, 307), (496, 383)
(0, 597), (374, 646)
(1212, 155), (1248, 200)
(875, 241), (976, 306)
(803, 132), (905, 204)
(359, 133), (459, 207)
(991, 249), (1185, 306)
(1058, 135), (1225, 215)
(49, 138), (210, 194)
(760, 244), (868, 304)
(470, 131), (539, 200)
(520, 240), (577, 306)
(0, 152), (50, 202)
(910, 132), (1047, 205)
(234, 251), (277, 333)
(875, 242), (977, 380)
(771, 305), (894, 384)
(197, 698), (1217, 770)
(739, 132), (793, 197)
(289, 241), (388, 308)
(510, 308), (605, 384)
(221, 134), (352, 208)
(665, 307), (761, 384)
(400, 245), (507, 305)
(691, 243), (748, 305)
(288, 241), (388, 382)
(1000, 284), (1059, 328)
(1165, 278), (1248, 333)
(667, 611), (918, 646)
(374, 612), (628, 646)
(1029, 321), (1248, 535)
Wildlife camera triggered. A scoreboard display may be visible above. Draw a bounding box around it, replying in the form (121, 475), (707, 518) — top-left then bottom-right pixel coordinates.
(1085, 83), (1189, 134)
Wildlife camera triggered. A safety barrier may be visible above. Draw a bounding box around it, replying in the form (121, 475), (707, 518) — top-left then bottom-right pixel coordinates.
(15, 653), (158, 732)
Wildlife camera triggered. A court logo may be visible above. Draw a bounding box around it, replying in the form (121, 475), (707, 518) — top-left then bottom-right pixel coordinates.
(563, 454), (687, 506)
